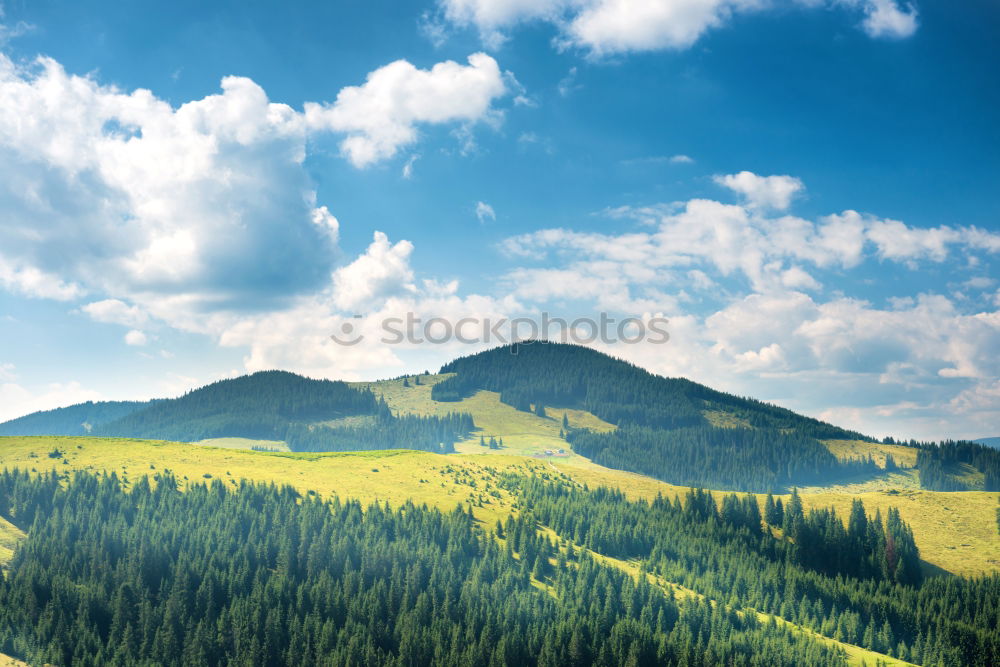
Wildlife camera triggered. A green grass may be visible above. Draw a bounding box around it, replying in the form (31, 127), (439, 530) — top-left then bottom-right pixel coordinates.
(355, 373), (615, 460)
(0, 516), (26, 567)
(702, 409), (752, 429)
(822, 439), (919, 468)
(195, 437), (289, 452)
(0, 435), (563, 528)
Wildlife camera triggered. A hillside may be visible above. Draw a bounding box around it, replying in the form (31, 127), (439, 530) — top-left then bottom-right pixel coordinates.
(0, 399), (152, 436)
(433, 343), (895, 492)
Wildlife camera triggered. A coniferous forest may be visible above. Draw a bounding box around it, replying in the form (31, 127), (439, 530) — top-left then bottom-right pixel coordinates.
(567, 425), (879, 493)
(0, 470), (851, 667)
(0, 469), (995, 666)
(915, 440), (1000, 491)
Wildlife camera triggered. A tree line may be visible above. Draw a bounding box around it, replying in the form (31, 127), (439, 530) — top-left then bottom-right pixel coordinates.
(567, 425), (880, 493)
(915, 440), (1000, 491)
(285, 412), (475, 454)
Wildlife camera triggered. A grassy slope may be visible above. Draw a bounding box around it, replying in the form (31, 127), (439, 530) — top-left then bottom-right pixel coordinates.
(0, 436), (561, 529)
(0, 516), (25, 566)
(195, 437), (290, 451)
(823, 439), (919, 468)
(354, 373), (615, 460)
(0, 377), (992, 665)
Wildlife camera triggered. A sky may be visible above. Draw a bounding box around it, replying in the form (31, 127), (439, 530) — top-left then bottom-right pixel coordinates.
(0, 0), (998, 441)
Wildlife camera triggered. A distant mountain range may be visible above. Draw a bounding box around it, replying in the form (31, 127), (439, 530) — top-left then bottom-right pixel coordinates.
(974, 437), (1000, 449)
(3, 343), (997, 492)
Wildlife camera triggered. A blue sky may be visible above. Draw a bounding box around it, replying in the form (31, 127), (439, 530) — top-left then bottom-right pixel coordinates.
(0, 0), (997, 440)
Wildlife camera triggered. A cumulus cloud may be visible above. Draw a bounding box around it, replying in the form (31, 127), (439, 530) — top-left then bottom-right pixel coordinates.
(715, 171), (804, 210)
(0, 49), (510, 326)
(441, 0), (567, 48)
(563, 0), (764, 55)
(436, 0), (919, 54)
(0, 257), (83, 300)
(81, 299), (149, 328)
(304, 53), (507, 167)
(503, 187), (1000, 297)
(332, 232), (417, 312)
(855, 0), (919, 39)
(475, 200), (497, 223)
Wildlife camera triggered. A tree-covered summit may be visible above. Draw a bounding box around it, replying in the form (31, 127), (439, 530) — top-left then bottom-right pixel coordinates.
(434, 342), (862, 439)
(433, 343), (882, 492)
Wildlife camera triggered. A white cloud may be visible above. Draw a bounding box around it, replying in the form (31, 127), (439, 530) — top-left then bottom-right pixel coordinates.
(0, 11), (32, 46)
(0, 257), (83, 300)
(331, 232), (417, 312)
(437, 0), (918, 54)
(715, 171), (804, 210)
(0, 362), (15, 381)
(441, 0), (567, 48)
(124, 329), (149, 346)
(670, 154), (694, 164)
(557, 66), (580, 97)
(0, 49), (510, 328)
(475, 200), (497, 223)
(81, 299), (149, 328)
(564, 0), (763, 55)
(304, 53), (507, 167)
(505, 191), (1000, 297)
(856, 0), (918, 39)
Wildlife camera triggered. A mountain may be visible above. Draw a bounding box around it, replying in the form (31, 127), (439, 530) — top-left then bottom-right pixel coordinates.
(1, 371), (472, 454)
(0, 399), (153, 436)
(975, 437), (1000, 449)
(435, 342), (880, 492)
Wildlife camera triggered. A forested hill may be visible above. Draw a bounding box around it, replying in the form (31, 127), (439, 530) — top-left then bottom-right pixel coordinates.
(91, 371), (379, 441)
(434, 342), (863, 439)
(2, 371), (474, 454)
(433, 343), (884, 492)
(0, 399), (152, 436)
